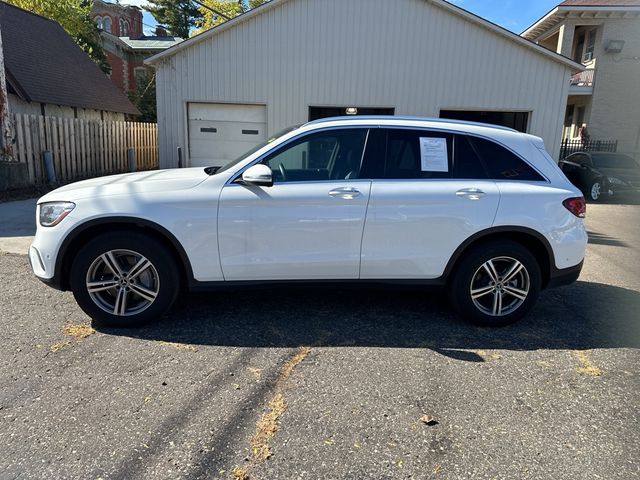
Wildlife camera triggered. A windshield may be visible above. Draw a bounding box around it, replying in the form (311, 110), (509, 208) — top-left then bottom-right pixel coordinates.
(592, 154), (638, 169)
(210, 125), (302, 175)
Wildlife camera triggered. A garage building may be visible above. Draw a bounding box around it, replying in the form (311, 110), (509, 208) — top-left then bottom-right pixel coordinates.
(146, 0), (582, 168)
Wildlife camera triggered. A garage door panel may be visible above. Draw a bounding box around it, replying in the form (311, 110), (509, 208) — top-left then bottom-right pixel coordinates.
(188, 103), (266, 167)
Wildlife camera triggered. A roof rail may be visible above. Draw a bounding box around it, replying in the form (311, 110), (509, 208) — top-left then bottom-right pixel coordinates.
(304, 115), (518, 133)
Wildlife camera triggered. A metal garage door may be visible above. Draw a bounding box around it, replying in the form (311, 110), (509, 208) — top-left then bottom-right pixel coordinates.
(188, 103), (267, 167)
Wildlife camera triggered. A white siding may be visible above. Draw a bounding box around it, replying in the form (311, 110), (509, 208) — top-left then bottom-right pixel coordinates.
(154, 0), (572, 167)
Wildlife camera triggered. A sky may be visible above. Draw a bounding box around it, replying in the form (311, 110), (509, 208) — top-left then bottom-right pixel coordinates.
(119, 0), (561, 36)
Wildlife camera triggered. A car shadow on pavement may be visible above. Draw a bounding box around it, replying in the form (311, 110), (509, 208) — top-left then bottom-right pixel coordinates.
(587, 231), (629, 247)
(100, 280), (640, 361)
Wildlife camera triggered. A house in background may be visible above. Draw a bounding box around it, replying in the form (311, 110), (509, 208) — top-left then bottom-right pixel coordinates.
(0, 2), (138, 121)
(523, 0), (640, 159)
(91, 0), (183, 93)
(146, 0), (582, 169)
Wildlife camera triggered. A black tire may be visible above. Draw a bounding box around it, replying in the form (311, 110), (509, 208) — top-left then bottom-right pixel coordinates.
(70, 232), (179, 327)
(587, 179), (605, 202)
(449, 240), (541, 327)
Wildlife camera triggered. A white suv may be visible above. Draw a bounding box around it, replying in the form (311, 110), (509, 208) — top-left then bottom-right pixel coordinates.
(30, 117), (587, 327)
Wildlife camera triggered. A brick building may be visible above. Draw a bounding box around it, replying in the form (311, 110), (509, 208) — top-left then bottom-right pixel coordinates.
(91, 0), (183, 94)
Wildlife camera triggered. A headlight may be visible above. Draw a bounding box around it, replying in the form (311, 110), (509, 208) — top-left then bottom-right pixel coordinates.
(39, 202), (75, 227)
(607, 176), (626, 186)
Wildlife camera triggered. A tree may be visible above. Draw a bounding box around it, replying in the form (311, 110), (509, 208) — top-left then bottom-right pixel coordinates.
(147, 0), (202, 39)
(4, 0), (111, 74)
(194, 0), (269, 33)
(127, 72), (157, 122)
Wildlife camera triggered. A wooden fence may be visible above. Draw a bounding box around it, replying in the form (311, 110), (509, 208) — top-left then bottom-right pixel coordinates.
(12, 114), (158, 185)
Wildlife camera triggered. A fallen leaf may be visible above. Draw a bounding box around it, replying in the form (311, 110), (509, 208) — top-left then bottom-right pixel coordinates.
(420, 415), (439, 426)
(324, 438), (334, 445)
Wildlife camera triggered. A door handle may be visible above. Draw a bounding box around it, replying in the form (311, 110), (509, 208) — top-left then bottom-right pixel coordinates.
(456, 188), (486, 200)
(329, 187), (361, 199)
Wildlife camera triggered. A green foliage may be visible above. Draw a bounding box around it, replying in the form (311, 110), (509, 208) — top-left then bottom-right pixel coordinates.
(5, 0), (111, 74)
(194, 0), (269, 34)
(127, 73), (157, 122)
(146, 0), (202, 39)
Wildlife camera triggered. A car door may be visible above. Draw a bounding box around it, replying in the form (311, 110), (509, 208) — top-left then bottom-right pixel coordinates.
(560, 154), (589, 188)
(359, 128), (500, 279)
(218, 128), (371, 281)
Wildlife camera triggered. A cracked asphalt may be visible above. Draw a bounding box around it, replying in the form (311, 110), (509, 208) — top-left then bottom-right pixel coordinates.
(0, 202), (639, 479)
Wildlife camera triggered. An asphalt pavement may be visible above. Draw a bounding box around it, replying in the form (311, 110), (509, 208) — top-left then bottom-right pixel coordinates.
(0, 201), (638, 479)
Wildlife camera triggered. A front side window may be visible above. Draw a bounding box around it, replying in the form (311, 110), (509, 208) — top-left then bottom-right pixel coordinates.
(262, 129), (368, 182)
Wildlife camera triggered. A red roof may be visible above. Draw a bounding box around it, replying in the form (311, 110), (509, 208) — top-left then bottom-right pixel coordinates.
(560, 0), (640, 6)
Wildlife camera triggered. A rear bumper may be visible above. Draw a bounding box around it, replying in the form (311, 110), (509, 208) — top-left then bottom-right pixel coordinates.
(547, 260), (583, 289)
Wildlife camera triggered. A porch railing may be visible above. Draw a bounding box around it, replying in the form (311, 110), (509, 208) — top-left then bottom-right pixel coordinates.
(559, 137), (617, 159)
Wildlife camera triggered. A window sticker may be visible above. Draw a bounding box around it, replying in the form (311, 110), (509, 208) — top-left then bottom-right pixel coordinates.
(419, 137), (449, 172)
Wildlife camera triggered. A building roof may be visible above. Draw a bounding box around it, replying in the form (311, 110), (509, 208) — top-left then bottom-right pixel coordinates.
(0, 2), (138, 115)
(118, 35), (184, 50)
(523, 0), (640, 39)
(146, 0), (583, 71)
(560, 0), (640, 5)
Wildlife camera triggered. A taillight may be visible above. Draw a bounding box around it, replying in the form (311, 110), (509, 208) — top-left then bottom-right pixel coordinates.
(563, 196), (586, 218)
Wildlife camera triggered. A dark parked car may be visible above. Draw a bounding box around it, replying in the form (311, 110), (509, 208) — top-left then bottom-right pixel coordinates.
(559, 152), (640, 201)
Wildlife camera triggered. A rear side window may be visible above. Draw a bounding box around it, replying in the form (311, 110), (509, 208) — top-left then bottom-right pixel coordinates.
(470, 137), (545, 181)
(384, 129), (453, 179)
(452, 135), (488, 179)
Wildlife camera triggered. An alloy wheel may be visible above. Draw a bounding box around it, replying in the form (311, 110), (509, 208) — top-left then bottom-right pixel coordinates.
(591, 182), (601, 200)
(470, 256), (530, 317)
(85, 249), (160, 317)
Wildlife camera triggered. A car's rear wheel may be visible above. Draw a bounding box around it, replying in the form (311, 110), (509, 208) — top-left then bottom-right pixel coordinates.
(449, 240), (541, 327)
(70, 232), (179, 327)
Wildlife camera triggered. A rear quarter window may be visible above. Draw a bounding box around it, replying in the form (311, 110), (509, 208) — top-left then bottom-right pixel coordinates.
(470, 137), (545, 181)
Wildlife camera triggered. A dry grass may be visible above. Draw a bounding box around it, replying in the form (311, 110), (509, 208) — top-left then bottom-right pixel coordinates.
(575, 350), (603, 376)
(158, 341), (198, 352)
(247, 367), (263, 381)
(232, 346), (311, 479)
(477, 350), (502, 361)
(63, 323), (96, 339)
(50, 341), (70, 353)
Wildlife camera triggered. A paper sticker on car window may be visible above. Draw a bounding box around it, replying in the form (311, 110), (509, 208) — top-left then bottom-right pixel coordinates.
(420, 137), (449, 172)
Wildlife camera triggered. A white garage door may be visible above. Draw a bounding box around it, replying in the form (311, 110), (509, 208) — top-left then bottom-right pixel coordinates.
(188, 103), (267, 167)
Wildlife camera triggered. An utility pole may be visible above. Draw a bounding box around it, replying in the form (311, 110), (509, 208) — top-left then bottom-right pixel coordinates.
(0, 21), (15, 162)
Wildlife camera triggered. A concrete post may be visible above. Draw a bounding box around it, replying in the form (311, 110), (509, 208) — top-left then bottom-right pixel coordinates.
(127, 148), (136, 172)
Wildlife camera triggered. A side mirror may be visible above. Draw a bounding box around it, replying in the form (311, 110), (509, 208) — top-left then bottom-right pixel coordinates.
(240, 164), (273, 187)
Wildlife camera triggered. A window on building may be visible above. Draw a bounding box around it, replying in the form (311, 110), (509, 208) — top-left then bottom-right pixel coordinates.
(585, 29), (597, 62)
(103, 16), (112, 33)
(134, 67), (148, 87)
(440, 110), (529, 133)
(95, 16), (103, 30)
(120, 19), (130, 37)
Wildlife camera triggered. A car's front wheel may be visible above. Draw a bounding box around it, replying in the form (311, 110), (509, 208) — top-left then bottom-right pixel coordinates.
(70, 232), (179, 327)
(588, 179), (605, 202)
(449, 241), (541, 327)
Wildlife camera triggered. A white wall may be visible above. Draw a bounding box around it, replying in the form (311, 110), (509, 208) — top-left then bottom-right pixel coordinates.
(8, 94), (126, 122)
(154, 0), (572, 167)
